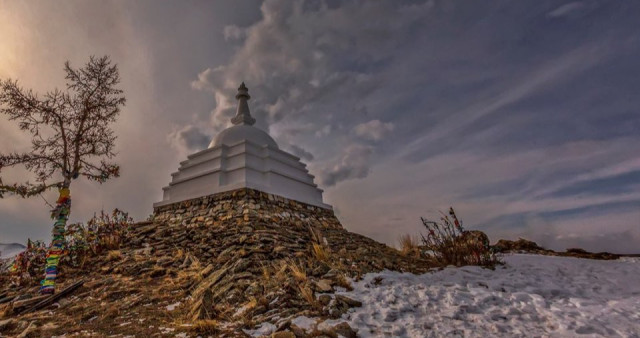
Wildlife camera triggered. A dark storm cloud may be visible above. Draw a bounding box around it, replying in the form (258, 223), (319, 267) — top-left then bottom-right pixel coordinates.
(320, 145), (373, 187)
(287, 145), (314, 161)
(175, 125), (211, 151)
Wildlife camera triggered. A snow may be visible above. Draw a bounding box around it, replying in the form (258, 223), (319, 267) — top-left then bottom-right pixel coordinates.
(329, 254), (640, 337)
(0, 243), (25, 259)
(244, 322), (277, 337)
(165, 302), (181, 311)
(291, 316), (317, 330)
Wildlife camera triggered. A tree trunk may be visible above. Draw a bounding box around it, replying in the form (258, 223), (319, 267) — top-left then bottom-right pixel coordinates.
(40, 180), (71, 295)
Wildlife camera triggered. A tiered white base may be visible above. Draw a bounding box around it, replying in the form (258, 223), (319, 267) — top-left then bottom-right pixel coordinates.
(154, 139), (331, 209)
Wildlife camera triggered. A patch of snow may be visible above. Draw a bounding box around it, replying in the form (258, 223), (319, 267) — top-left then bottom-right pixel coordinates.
(334, 254), (640, 337)
(618, 256), (640, 263)
(291, 316), (317, 330)
(159, 327), (175, 334)
(233, 303), (251, 317)
(317, 318), (346, 331)
(174, 333), (188, 338)
(166, 302), (181, 311)
(334, 286), (347, 292)
(243, 322), (277, 337)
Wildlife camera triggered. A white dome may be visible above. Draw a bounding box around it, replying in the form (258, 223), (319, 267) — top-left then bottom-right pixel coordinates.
(209, 124), (279, 149)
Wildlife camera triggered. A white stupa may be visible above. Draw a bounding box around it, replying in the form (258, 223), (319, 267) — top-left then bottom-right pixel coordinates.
(154, 83), (331, 209)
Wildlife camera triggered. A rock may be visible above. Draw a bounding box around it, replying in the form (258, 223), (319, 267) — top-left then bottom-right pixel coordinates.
(289, 324), (306, 337)
(315, 280), (333, 293)
(566, 248), (588, 254)
(332, 322), (357, 338)
(41, 322), (58, 330)
(0, 318), (15, 332)
(271, 331), (296, 338)
(149, 268), (166, 278)
(457, 230), (490, 248)
(16, 321), (36, 338)
(157, 256), (173, 267)
(492, 238), (546, 253)
(312, 263), (331, 277)
(335, 295), (362, 308)
(318, 294), (331, 306)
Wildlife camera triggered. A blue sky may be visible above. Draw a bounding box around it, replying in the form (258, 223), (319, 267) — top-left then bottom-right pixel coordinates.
(0, 0), (639, 253)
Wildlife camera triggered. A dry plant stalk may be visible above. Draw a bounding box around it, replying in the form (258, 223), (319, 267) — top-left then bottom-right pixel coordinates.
(298, 284), (317, 308)
(288, 260), (307, 283)
(398, 234), (420, 257)
(312, 243), (329, 261)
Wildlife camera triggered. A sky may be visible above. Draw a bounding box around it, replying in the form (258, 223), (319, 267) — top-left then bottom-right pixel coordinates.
(0, 0), (639, 253)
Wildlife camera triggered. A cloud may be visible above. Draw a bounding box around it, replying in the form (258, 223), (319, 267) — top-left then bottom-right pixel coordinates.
(320, 144), (373, 187)
(223, 25), (246, 41)
(287, 144), (314, 161)
(547, 2), (588, 18)
(315, 125), (331, 138)
(354, 119), (394, 141)
(168, 125), (211, 155)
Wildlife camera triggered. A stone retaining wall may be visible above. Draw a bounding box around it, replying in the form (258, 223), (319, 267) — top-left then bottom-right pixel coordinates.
(153, 188), (343, 230)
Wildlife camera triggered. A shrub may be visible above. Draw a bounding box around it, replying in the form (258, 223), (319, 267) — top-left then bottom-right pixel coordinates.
(3, 208), (134, 283)
(420, 207), (501, 268)
(7, 239), (47, 285)
(64, 208), (133, 266)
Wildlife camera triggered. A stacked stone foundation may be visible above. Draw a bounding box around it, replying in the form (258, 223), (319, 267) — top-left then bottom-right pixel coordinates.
(153, 188), (343, 230)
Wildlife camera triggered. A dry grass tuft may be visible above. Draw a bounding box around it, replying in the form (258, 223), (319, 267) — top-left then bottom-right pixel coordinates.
(398, 234), (420, 257)
(175, 248), (185, 260)
(189, 319), (219, 335)
(312, 243), (329, 261)
(335, 274), (353, 291)
(274, 261), (289, 284)
(298, 284), (317, 308)
(106, 250), (122, 261)
(261, 264), (271, 281)
(288, 260), (307, 283)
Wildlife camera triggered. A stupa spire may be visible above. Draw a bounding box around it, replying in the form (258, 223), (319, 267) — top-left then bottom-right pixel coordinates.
(231, 82), (256, 126)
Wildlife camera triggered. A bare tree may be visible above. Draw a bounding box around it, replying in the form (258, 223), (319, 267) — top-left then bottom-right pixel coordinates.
(0, 55), (126, 294)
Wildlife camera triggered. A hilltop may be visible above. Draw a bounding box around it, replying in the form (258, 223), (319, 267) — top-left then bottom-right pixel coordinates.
(0, 243), (25, 259)
(0, 194), (434, 337)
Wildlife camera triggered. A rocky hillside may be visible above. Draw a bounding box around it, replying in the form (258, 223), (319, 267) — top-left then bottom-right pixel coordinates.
(0, 189), (434, 337)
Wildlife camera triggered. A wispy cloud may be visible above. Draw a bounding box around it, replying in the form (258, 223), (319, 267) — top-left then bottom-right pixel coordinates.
(354, 120), (395, 141)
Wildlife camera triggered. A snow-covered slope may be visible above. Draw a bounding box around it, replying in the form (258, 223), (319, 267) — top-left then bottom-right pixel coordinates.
(297, 254), (640, 337)
(0, 242), (25, 259)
